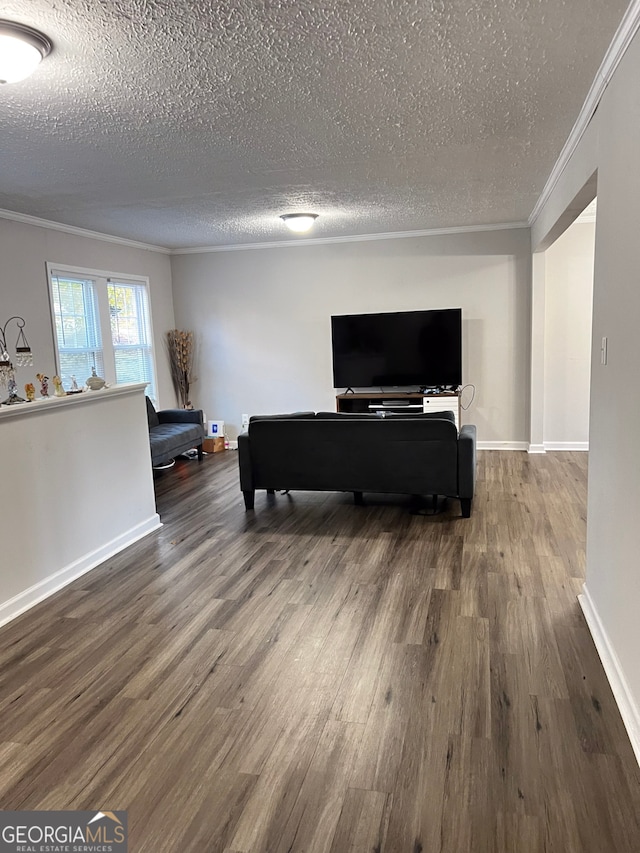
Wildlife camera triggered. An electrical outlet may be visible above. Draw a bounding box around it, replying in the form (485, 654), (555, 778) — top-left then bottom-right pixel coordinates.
(241, 413), (250, 430)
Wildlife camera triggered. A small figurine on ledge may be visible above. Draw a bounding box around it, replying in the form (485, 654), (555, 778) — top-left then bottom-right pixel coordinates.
(24, 382), (36, 402)
(36, 373), (49, 397)
(3, 377), (25, 405)
(65, 374), (82, 394)
(86, 366), (106, 391)
(52, 375), (66, 397)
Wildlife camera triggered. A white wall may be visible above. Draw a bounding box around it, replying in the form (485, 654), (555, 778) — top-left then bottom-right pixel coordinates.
(543, 220), (595, 448)
(0, 218), (176, 406)
(171, 228), (531, 444)
(533, 28), (640, 757)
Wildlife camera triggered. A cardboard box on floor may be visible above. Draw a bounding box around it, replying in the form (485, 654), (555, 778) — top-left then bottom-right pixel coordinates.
(203, 436), (225, 453)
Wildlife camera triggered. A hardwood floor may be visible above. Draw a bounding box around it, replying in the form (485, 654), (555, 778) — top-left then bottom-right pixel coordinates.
(1, 450), (639, 851)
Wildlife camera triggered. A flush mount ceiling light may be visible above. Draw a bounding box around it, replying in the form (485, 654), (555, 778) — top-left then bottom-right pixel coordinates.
(0, 20), (52, 84)
(280, 213), (319, 233)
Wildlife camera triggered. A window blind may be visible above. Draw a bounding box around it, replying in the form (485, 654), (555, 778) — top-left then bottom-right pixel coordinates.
(108, 280), (156, 400)
(51, 273), (105, 388)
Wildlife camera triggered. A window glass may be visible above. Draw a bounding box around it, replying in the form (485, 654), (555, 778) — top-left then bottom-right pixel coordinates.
(50, 274), (104, 388)
(108, 281), (156, 400)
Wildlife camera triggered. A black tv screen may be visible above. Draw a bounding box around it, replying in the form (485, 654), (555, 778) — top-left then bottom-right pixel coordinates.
(331, 308), (462, 388)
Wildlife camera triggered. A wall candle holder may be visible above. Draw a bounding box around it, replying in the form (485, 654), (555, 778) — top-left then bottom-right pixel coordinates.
(0, 315), (33, 404)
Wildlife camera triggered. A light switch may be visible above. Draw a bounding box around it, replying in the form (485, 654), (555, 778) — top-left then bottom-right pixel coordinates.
(601, 336), (608, 365)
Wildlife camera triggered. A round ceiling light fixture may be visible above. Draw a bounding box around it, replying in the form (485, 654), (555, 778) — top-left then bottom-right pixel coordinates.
(0, 20), (52, 84)
(280, 213), (319, 233)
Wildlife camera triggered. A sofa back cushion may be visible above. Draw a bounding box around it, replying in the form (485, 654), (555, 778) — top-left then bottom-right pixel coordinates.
(315, 411), (379, 420)
(315, 410), (456, 423)
(146, 396), (159, 430)
(384, 409), (456, 422)
(249, 411), (315, 423)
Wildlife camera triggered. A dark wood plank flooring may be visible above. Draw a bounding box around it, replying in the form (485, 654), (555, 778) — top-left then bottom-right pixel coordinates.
(0, 450), (639, 852)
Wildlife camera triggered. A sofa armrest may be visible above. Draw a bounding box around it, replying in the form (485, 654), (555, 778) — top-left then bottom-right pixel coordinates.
(458, 424), (477, 499)
(238, 431), (253, 490)
(157, 408), (204, 426)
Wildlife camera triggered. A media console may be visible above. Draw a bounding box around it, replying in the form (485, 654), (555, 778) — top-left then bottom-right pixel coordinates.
(336, 391), (461, 429)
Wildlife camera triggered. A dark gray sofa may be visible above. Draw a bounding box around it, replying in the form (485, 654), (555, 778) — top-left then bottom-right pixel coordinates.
(146, 397), (205, 467)
(238, 410), (477, 516)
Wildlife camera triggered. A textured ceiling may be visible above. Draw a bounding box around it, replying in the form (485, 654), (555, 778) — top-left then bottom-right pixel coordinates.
(0, 0), (629, 249)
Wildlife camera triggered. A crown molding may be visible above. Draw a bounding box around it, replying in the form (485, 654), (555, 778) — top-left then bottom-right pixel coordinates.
(529, 0), (640, 227)
(170, 221), (529, 255)
(0, 208), (171, 254)
(0, 205), (528, 256)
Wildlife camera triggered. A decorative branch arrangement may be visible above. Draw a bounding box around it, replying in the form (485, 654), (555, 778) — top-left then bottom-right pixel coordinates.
(167, 329), (195, 409)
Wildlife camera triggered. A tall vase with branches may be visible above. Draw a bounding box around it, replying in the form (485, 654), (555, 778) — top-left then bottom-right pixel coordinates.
(167, 329), (195, 409)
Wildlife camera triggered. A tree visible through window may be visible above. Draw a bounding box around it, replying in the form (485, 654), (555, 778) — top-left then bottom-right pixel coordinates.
(48, 266), (157, 400)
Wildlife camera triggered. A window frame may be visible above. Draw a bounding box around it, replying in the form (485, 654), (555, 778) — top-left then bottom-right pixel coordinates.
(46, 262), (159, 403)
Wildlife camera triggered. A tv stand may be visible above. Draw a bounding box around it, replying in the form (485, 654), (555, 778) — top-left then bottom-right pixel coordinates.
(336, 391), (460, 428)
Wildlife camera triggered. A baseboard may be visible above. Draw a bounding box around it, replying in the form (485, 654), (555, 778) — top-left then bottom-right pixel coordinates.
(528, 444), (547, 454)
(477, 441), (529, 451)
(579, 585), (640, 767)
(544, 441), (589, 451)
(228, 440), (238, 450)
(0, 514), (162, 628)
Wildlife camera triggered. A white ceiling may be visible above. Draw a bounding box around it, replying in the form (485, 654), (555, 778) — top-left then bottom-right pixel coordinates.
(0, 0), (629, 250)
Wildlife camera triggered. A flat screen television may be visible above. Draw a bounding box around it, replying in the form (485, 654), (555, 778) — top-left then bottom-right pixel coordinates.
(331, 308), (462, 389)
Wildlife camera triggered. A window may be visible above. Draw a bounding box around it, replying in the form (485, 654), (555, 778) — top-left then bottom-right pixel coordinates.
(108, 281), (155, 393)
(50, 273), (104, 385)
(48, 264), (157, 400)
